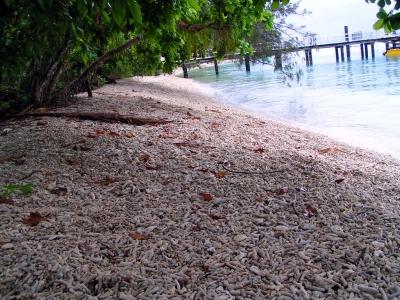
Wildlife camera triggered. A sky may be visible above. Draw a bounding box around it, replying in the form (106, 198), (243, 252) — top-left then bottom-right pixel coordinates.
(287, 0), (391, 37)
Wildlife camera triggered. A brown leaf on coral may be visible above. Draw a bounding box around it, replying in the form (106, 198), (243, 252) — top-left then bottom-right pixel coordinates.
(125, 131), (134, 138)
(108, 131), (120, 137)
(192, 225), (201, 231)
(140, 154), (150, 162)
(85, 134), (99, 138)
(13, 159), (25, 165)
(162, 180), (170, 186)
(211, 122), (219, 128)
(0, 198), (21, 207)
(129, 232), (147, 240)
(80, 145), (93, 151)
(66, 158), (79, 165)
(304, 204), (318, 217)
(318, 147), (347, 154)
(342, 171), (349, 176)
(198, 168), (209, 173)
(174, 141), (203, 147)
(145, 165), (162, 170)
(210, 170), (227, 178)
(254, 148), (265, 153)
(36, 121), (48, 126)
(23, 212), (48, 226)
(203, 193), (213, 201)
(208, 214), (225, 220)
(95, 129), (105, 135)
(335, 178), (345, 183)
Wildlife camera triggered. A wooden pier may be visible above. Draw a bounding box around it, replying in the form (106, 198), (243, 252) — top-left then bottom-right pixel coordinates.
(182, 27), (400, 77)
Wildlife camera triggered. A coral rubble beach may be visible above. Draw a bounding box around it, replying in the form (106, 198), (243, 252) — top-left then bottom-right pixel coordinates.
(1, 74), (400, 299)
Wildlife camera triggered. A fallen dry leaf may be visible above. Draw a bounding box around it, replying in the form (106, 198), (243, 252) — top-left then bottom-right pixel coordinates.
(211, 171), (227, 178)
(129, 232), (147, 240)
(203, 193), (213, 201)
(173, 141), (203, 147)
(125, 131), (134, 138)
(319, 147), (347, 154)
(208, 214), (225, 220)
(192, 225), (201, 231)
(23, 212), (48, 226)
(66, 158), (79, 165)
(108, 131), (120, 137)
(140, 154), (150, 162)
(254, 148), (265, 153)
(162, 180), (171, 186)
(335, 178), (345, 183)
(36, 121), (48, 126)
(95, 129), (105, 134)
(211, 122), (219, 128)
(145, 165), (162, 170)
(0, 198), (21, 207)
(80, 145), (93, 151)
(304, 204), (318, 217)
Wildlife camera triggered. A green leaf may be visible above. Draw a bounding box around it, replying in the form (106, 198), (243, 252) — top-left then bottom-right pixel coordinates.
(271, 1), (280, 10)
(20, 184), (36, 195)
(82, 52), (88, 64)
(77, 0), (87, 15)
(378, 0), (386, 7)
(34, 13), (44, 28)
(385, 0), (391, 5)
(377, 8), (388, 19)
(112, 0), (126, 28)
(373, 19), (384, 29)
(127, 0), (142, 24)
(282, 0), (290, 5)
(188, 0), (200, 11)
(101, 11), (111, 23)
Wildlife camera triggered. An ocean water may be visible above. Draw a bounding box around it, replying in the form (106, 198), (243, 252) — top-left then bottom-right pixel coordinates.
(181, 45), (400, 159)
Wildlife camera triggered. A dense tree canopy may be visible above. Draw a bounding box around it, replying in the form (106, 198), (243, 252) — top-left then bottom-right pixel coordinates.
(0, 0), (292, 111)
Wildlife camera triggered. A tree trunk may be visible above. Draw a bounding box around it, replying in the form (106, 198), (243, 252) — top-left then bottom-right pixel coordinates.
(69, 36), (142, 96)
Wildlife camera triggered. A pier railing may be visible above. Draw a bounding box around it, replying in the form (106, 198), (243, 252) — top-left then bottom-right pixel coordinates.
(291, 30), (396, 47)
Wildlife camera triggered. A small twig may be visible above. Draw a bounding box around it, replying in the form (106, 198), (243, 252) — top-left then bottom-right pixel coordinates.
(17, 104), (34, 116)
(19, 170), (39, 181)
(291, 202), (301, 215)
(344, 247), (367, 266)
(222, 161), (285, 175)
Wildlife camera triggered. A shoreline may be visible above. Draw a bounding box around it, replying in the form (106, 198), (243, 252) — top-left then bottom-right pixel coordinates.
(1, 75), (400, 299)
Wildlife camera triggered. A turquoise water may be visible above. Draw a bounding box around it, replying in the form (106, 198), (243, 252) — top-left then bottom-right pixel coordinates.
(182, 46), (400, 158)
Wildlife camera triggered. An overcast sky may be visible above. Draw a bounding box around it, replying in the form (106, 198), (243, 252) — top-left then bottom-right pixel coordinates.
(288, 0), (389, 37)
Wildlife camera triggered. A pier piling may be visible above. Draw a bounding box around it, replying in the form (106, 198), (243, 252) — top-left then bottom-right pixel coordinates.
(360, 44), (365, 59)
(340, 47), (345, 61)
(364, 44), (369, 58)
(245, 54), (251, 72)
(214, 58), (219, 75)
(371, 43), (375, 58)
(335, 47), (339, 62)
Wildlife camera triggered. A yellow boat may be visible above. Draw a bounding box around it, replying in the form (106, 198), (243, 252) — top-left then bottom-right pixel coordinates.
(384, 48), (400, 56)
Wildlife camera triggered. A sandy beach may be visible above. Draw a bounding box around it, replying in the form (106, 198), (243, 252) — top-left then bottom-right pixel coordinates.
(1, 74), (400, 299)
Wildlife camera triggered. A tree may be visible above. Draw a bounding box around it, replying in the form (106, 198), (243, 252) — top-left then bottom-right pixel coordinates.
(0, 0), (291, 111)
(365, 0), (400, 32)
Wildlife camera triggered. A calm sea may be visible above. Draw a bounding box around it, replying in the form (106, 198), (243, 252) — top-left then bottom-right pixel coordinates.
(182, 44), (400, 159)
